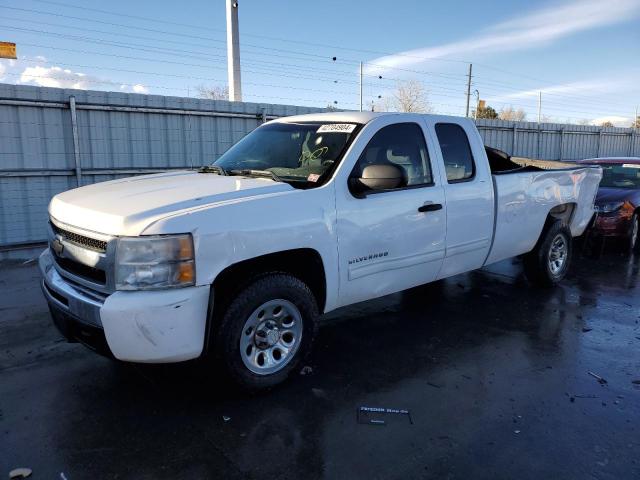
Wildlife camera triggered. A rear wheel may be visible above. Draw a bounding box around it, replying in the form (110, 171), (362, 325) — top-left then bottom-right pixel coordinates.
(629, 213), (639, 253)
(215, 273), (318, 391)
(523, 221), (572, 287)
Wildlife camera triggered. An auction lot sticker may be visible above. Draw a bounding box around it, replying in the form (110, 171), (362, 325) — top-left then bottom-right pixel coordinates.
(317, 123), (357, 133)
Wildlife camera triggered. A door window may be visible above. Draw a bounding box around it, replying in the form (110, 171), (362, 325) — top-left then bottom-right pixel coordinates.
(351, 123), (433, 190)
(435, 123), (475, 183)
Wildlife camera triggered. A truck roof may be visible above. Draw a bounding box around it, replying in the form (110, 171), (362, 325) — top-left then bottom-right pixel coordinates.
(272, 111), (470, 125)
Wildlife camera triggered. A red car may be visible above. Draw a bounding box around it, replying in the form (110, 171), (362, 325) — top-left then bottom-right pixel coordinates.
(577, 157), (640, 252)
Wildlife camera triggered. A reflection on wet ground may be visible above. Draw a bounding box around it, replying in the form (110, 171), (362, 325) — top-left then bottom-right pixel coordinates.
(1, 251), (639, 479)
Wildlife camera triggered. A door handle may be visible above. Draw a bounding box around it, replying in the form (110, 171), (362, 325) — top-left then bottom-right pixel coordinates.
(418, 203), (443, 213)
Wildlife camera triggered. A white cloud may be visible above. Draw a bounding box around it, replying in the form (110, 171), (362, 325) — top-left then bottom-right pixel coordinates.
(488, 76), (637, 102)
(20, 65), (104, 89)
(132, 84), (149, 94)
(365, 0), (640, 73)
(590, 115), (631, 127)
(119, 83), (150, 94)
(18, 64), (150, 94)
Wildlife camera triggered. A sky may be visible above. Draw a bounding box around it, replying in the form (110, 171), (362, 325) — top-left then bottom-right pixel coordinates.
(0, 0), (639, 125)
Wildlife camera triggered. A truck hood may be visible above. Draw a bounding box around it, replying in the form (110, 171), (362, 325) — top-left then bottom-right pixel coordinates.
(49, 170), (293, 235)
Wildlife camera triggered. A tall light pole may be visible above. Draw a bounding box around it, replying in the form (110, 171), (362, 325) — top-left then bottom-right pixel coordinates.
(359, 62), (363, 112)
(473, 89), (479, 120)
(226, 0), (242, 102)
(465, 63), (473, 117)
(537, 91), (542, 123)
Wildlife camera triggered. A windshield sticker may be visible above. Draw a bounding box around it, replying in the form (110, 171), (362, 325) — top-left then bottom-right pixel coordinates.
(622, 164), (640, 169)
(307, 173), (321, 183)
(317, 123), (356, 134)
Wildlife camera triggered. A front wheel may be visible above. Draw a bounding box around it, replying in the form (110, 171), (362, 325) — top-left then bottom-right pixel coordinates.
(523, 221), (573, 287)
(216, 273), (318, 391)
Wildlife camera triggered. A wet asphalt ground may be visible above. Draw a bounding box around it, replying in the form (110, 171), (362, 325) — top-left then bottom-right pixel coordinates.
(1, 247), (639, 480)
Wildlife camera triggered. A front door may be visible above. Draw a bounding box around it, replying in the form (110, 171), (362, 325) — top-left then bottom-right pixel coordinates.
(335, 121), (447, 307)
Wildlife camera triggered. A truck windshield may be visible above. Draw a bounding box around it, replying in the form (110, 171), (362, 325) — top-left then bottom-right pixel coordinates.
(597, 163), (640, 189)
(212, 122), (359, 187)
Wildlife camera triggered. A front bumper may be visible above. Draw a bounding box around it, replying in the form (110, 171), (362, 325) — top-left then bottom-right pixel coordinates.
(40, 249), (210, 363)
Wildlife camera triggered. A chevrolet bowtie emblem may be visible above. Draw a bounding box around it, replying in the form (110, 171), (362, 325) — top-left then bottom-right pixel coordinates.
(52, 238), (64, 256)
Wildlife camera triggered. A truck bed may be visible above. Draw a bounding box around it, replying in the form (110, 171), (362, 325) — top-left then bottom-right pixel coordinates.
(486, 146), (581, 173)
(483, 146), (602, 266)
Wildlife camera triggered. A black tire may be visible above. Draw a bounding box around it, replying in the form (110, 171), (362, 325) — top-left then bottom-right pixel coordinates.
(523, 221), (573, 287)
(215, 273), (319, 391)
(629, 213), (640, 253)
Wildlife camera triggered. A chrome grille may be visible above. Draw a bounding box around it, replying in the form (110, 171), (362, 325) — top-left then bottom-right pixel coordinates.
(50, 222), (107, 252)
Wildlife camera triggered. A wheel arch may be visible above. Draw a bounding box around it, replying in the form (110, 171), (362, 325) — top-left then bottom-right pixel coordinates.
(526, 202), (577, 256)
(213, 246), (325, 311)
(204, 248), (326, 355)
(547, 202), (577, 228)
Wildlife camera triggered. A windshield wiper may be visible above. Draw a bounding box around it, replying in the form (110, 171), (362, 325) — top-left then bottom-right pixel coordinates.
(228, 169), (283, 183)
(198, 165), (228, 175)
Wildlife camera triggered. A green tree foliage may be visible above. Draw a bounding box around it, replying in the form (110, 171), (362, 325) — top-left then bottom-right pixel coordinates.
(473, 105), (498, 119)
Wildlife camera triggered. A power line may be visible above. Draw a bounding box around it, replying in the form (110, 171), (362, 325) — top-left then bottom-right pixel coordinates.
(2, 21), (471, 87)
(473, 77), (633, 110)
(5, 2), (633, 120)
(27, 0), (471, 65)
(11, 49), (618, 117)
(6, 31), (467, 96)
(13, 58), (469, 111)
(476, 84), (633, 114)
(472, 96), (630, 119)
(0, 8), (473, 82)
(8, 1), (637, 112)
(13, 57), (378, 98)
(6, 71), (366, 107)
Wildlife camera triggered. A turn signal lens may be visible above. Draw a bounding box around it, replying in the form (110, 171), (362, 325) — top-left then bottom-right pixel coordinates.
(177, 261), (195, 283)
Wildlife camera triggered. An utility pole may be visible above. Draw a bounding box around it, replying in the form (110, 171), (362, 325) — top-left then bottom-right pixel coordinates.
(465, 63), (472, 117)
(226, 0), (242, 102)
(537, 91), (542, 123)
(359, 62), (363, 112)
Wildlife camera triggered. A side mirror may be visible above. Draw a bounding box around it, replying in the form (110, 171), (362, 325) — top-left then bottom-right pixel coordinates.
(350, 164), (405, 194)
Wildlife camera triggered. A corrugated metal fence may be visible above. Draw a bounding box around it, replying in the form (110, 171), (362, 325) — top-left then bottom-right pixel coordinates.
(1, 83), (639, 252)
(0, 84), (323, 251)
(475, 118), (639, 161)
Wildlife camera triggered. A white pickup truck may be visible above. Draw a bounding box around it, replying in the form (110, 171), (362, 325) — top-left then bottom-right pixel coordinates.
(39, 112), (602, 389)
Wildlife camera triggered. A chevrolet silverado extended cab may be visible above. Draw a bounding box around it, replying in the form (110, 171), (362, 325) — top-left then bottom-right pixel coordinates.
(40, 112), (602, 389)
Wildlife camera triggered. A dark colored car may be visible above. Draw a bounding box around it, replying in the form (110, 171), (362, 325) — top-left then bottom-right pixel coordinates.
(577, 157), (640, 252)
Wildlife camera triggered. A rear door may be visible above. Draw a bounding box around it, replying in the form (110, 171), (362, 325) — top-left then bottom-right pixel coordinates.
(335, 118), (447, 307)
(426, 119), (494, 278)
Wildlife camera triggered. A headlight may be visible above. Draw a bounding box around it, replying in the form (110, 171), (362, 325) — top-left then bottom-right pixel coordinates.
(115, 234), (195, 290)
(595, 202), (624, 213)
